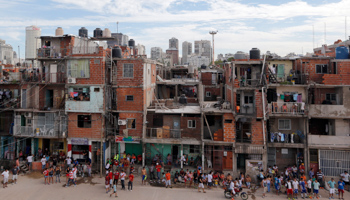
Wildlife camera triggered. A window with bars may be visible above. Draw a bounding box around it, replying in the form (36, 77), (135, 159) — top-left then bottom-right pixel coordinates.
(278, 119), (291, 130)
(123, 64), (134, 78)
(326, 93), (336, 101)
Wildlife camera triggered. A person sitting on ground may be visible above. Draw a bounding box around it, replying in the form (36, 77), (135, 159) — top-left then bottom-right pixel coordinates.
(173, 171), (179, 184)
(245, 174), (251, 189)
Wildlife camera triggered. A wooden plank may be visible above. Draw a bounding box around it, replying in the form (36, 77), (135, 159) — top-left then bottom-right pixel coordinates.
(203, 113), (213, 140)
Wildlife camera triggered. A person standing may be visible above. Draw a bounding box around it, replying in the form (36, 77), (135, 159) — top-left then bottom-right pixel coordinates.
(313, 179), (320, 199)
(292, 177), (299, 199)
(246, 175), (251, 189)
(43, 168), (49, 185)
(156, 163), (162, 181)
(141, 167), (147, 185)
(261, 176), (267, 198)
(109, 170), (113, 188)
(286, 179), (293, 200)
(338, 179), (345, 200)
(207, 171), (213, 189)
(149, 164), (155, 180)
(197, 173), (206, 193)
(316, 169), (324, 188)
(165, 170), (172, 188)
(105, 174), (110, 193)
(55, 165), (61, 183)
(128, 172), (134, 191)
(26, 154), (33, 171)
(327, 177), (336, 200)
(12, 165), (18, 184)
(113, 170), (120, 186)
(65, 157), (72, 169)
(87, 162), (92, 177)
(340, 171), (350, 191)
(41, 156), (47, 172)
(72, 165), (77, 182)
(274, 176), (281, 195)
(2, 168), (9, 188)
(309, 168), (314, 179)
(48, 167), (54, 185)
(120, 170), (126, 190)
(299, 177), (307, 199)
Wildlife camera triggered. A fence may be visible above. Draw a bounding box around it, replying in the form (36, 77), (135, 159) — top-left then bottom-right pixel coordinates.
(269, 102), (305, 114)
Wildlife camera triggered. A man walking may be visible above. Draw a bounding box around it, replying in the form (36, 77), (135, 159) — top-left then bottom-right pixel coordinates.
(120, 170), (126, 190)
(340, 171), (350, 191)
(198, 173), (206, 193)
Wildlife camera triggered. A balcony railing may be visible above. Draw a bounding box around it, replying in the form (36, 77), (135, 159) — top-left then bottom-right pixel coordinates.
(14, 125), (65, 137)
(37, 47), (99, 58)
(269, 102), (305, 115)
(146, 128), (182, 139)
(21, 72), (66, 83)
(239, 79), (260, 87)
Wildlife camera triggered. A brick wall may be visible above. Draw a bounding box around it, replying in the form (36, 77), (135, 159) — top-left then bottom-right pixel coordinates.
(75, 56), (106, 85)
(116, 88), (144, 111)
(68, 113), (103, 139)
(180, 116), (201, 140)
(298, 58), (330, 84)
(118, 112), (143, 137)
(255, 89), (263, 118)
(116, 59), (144, 86)
(204, 87), (221, 101)
(223, 113), (235, 142)
(323, 61), (350, 85)
(201, 72), (212, 85)
(251, 119), (264, 145)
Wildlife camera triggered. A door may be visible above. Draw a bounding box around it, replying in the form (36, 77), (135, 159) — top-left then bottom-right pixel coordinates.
(173, 116), (180, 138)
(223, 151), (233, 169)
(213, 146), (223, 171)
(43, 139), (50, 154)
(172, 145), (179, 162)
(277, 64), (285, 78)
(50, 64), (57, 83)
(45, 90), (54, 108)
(22, 89), (27, 108)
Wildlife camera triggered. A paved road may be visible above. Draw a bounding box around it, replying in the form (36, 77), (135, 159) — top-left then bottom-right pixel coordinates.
(2, 172), (350, 200)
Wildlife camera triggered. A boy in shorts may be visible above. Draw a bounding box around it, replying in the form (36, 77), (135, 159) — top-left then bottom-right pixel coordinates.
(292, 177), (299, 198)
(285, 179), (293, 200)
(307, 178), (312, 199)
(141, 167), (147, 185)
(313, 179), (320, 199)
(12, 165), (18, 184)
(198, 173), (206, 193)
(2, 168), (9, 188)
(43, 168), (49, 185)
(110, 183), (118, 197)
(299, 177), (307, 199)
(338, 179), (344, 200)
(274, 176), (281, 195)
(327, 178), (336, 200)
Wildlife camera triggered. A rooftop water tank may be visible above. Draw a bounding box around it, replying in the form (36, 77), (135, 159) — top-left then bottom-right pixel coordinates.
(335, 46), (349, 59)
(103, 28), (111, 38)
(79, 27), (88, 37)
(179, 94), (188, 104)
(250, 48), (260, 59)
(234, 51), (246, 59)
(55, 27), (64, 36)
(93, 28), (103, 38)
(112, 47), (122, 58)
(128, 39), (135, 47)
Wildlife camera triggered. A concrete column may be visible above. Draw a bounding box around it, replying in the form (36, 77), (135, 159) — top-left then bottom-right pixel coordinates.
(142, 143), (145, 167)
(232, 145), (237, 173)
(16, 139), (20, 157)
(120, 143), (125, 154)
(180, 144), (183, 169)
(175, 85), (178, 102)
(262, 149), (268, 171)
(202, 142), (205, 171)
(31, 138), (34, 156)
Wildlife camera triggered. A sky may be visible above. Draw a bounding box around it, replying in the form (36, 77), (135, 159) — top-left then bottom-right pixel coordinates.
(0, 0), (349, 58)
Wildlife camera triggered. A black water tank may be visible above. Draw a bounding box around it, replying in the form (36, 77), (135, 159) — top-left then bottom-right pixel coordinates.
(250, 48), (260, 59)
(201, 64), (206, 69)
(79, 27), (88, 37)
(179, 94), (187, 104)
(93, 28), (103, 38)
(128, 39), (135, 47)
(112, 47), (122, 58)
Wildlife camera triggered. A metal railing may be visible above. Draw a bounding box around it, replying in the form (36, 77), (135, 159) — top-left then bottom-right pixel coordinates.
(71, 46), (99, 55)
(239, 79), (260, 87)
(269, 102), (305, 114)
(37, 46), (99, 58)
(14, 125), (64, 137)
(21, 72), (66, 83)
(146, 128), (182, 139)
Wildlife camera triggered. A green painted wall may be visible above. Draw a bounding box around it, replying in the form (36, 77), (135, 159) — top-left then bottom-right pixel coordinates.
(125, 143), (142, 156)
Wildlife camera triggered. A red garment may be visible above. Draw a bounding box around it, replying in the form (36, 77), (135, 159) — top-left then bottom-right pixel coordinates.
(156, 165), (161, 172)
(129, 174), (134, 182)
(114, 171), (119, 179)
(43, 170), (49, 176)
(165, 173), (171, 180)
(109, 171), (113, 179)
(69, 172), (74, 179)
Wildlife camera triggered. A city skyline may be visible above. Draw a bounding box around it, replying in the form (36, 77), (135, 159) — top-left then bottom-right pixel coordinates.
(0, 0), (349, 58)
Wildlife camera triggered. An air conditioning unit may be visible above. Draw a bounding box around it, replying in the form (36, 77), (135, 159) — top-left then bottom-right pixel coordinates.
(25, 112), (32, 118)
(118, 119), (126, 125)
(68, 77), (76, 84)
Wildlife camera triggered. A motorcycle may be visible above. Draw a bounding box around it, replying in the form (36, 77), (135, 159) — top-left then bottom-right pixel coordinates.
(224, 186), (248, 200)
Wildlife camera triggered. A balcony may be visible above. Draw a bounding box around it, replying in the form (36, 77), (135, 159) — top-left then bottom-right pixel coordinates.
(309, 104), (350, 119)
(146, 128), (181, 139)
(268, 102), (306, 116)
(200, 101), (232, 113)
(0, 72), (21, 84)
(239, 79), (260, 87)
(21, 72), (66, 83)
(37, 48), (68, 59)
(267, 131), (305, 148)
(13, 125), (65, 138)
(308, 135), (350, 149)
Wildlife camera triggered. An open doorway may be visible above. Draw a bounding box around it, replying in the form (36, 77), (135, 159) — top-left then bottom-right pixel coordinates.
(172, 145), (179, 163)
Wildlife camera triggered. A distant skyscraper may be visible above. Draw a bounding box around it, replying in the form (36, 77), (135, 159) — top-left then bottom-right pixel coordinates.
(188, 54), (210, 68)
(169, 37), (179, 50)
(25, 25), (41, 59)
(136, 44), (146, 55)
(108, 33), (129, 47)
(0, 39), (14, 65)
(151, 47), (163, 60)
(182, 41), (192, 64)
(194, 40), (211, 60)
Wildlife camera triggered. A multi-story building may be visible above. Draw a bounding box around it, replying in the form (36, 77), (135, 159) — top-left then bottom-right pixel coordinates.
(188, 54), (210, 68)
(194, 40), (211, 61)
(108, 33), (129, 47)
(25, 25), (41, 60)
(136, 44), (146, 56)
(0, 39), (14, 65)
(182, 41), (192, 64)
(166, 48), (179, 66)
(150, 47), (163, 61)
(169, 37), (179, 50)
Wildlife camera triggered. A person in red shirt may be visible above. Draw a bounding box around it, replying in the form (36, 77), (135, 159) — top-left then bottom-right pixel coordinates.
(43, 168), (49, 185)
(156, 163), (162, 180)
(113, 170), (120, 185)
(128, 172), (134, 191)
(109, 170), (113, 187)
(105, 173), (110, 193)
(66, 169), (76, 187)
(165, 171), (172, 188)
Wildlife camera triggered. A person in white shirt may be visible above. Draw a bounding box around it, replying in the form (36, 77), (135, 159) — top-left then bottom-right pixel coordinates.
(340, 171), (350, 191)
(292, 178), (299, 198)
(72, 166), (77, 181)
(26, 154), (33, 171)
(286, 179), (294, 199)
(229, 180), (236, 196)
(41, 156), (47, 171)
(2, 169), (9, 188)
(120, 170), (126, 190)
(65, 157), (72, 168)
(307, 178), (312, 198)
(207, 171), (213, 189)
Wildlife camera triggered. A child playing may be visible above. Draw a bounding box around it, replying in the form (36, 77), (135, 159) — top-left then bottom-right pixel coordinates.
(307, 178), (312, 199)
(55, 165), (61, 183)
(49, 167), (54, 185)
(43, 168), (49, 185)
(292, 177), (299, 199)
(12, 165), (18, 184)
(274, 176), (281, 195)
(105, 173), (110, 193)
(128, 172), (134, 191)
(313, 179), (320, 199)
(338, 179), (344, 200)
(327, 178), (336, 200)
(299, 177), (307, 199)
(261, 176), (267, 198)
(110, 183), (118, 197)
(2, 168), (9, 188)
(66, 169), (76, 187)
(286, 179), (293, 200)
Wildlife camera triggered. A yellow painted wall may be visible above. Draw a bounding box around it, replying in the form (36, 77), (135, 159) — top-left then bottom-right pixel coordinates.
(267, 60), (294, 81)
(38, 138), (42, 149)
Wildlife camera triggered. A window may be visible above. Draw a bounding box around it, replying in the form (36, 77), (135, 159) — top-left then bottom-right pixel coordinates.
(126, 95), (134, 101)
(278, 119), (291, 130)
(189, 145), (200, 153)
(94, 88), (100, 92)
(123, 64), (134, 78)
(188, 120), (196, 128)
(244, 96), (253, 104)
(67, 59), (90, 78)
(326, 94), (336, 101)
(77, 115), (91, 128)
(68, 87), (90, 101)
(126, 119), (136, 129)
(206, 91), (211, 97)
(316, 64), (328, 74)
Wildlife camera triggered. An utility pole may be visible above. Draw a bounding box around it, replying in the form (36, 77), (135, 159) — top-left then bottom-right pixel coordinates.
(209, 31), (218, 66)
(116, 22), (119, 45)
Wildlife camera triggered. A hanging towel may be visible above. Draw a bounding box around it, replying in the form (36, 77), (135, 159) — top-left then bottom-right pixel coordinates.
(293, 93), (298, 101)
(280, 94), (284, 100)
(73, 92), (79, 97)
(301, 102), (305, 110)
(297, 94), (302, 103)
(70, 92), (74, 98)
(291, 134), (294, 143)
(270, 132), (275, 142)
